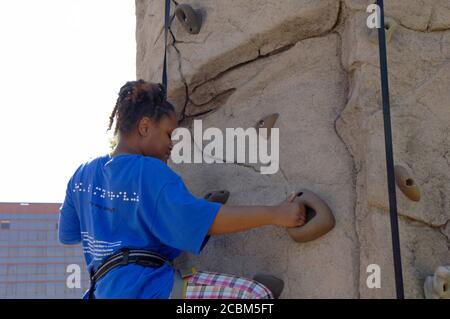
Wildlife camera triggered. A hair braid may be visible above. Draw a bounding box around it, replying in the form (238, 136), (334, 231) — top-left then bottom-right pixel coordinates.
(106, 80), (175, 136)
(107, 99), (120, 135)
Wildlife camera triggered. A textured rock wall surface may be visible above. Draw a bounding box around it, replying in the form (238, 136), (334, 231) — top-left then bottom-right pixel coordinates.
(136, 0), (450, 298)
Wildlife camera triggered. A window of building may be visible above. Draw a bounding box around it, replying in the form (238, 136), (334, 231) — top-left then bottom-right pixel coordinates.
(1, 220), (11, 230)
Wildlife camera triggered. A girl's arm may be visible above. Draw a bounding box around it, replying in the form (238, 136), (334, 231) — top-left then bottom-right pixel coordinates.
(207, 193), (306, 235)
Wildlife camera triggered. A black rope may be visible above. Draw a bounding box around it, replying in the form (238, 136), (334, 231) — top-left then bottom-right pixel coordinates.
(162, 0), (170, 90)
(376, 0), (404, 299)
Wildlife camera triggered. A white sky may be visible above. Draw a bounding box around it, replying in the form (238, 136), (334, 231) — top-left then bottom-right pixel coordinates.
(0, 0), (136, 203)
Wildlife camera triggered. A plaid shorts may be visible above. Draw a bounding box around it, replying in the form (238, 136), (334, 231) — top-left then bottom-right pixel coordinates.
(184, 271), (274, 299)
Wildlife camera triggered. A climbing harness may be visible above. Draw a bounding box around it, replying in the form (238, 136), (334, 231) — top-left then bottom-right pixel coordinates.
(87, 247), (193, 299)
(376, 0), (404, 299)
(170, 267), (198, 299)
(88, 248), (170, 299)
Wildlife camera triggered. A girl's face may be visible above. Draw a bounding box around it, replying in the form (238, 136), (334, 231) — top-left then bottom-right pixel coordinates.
(140, 112), (177, 163)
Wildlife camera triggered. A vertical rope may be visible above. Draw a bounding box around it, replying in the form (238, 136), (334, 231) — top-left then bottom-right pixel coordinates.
(162, 0), (170, 90)
(376, 0), (404, 299)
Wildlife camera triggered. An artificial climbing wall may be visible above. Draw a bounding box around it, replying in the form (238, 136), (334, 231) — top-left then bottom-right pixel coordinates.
(135, 0), (450, 298)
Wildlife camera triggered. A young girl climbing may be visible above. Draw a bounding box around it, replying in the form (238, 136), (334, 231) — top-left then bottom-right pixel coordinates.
(58, 79), (306, 299)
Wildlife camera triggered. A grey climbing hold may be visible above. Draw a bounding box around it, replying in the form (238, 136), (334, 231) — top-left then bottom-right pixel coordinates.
(175, 4), (202, 35)
(204, 190), (230, 204)
(394, 165), (421, 202)
(255, 113), (279, 139)
(424, 266), (450, 299)
(368, 16), (398, 44)
(287, 190), (335, 243)
(253, 273), (284, 299)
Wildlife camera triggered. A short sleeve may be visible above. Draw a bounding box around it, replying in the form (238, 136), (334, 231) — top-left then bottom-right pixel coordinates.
(58, 179), (81, 245)
(152, 179), (221, 255)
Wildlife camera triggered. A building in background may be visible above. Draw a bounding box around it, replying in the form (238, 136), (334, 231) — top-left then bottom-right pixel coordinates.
(0, 203), (88, 298)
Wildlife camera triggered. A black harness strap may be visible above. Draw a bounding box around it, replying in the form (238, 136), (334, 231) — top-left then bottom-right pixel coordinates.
(88, 248), (169, 299)
(376, 0), (404, 299)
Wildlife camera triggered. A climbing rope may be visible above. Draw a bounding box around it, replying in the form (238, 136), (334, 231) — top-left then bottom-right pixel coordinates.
(162, 0), (170, 91)
(376, 0), (404, 299)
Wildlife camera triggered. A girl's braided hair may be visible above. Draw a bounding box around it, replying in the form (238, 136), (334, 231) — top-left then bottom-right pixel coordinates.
(107, 79), (175, 136)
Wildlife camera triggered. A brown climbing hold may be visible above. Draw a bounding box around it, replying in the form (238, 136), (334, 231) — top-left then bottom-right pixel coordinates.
(175, 4), (202, 35)
(368, 16), (398, 44)
(255, 113), (279, 139)
(253, 273), (284, 299)
(204, 190), (230, 204)
(287, 190), (335, 243)
(394, 165), (421, 202)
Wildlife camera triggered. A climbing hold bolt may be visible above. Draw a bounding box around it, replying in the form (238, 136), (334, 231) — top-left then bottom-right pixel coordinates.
(287, 190), (335, 243)
(368, 16), (398, 44)
(175, 4), (202, 34)
(204, 190), (230, 204)
(394, 165), (421, 202)
(255, 113), (279, 139)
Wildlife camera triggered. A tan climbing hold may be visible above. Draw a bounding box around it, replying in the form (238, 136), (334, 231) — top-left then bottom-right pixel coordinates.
(255, 113), (279, 139)
(424, 266), (450, 299)
(394, 165), (421, 202)
(368, 17), (398, 44)
(287, 190), (335, 243)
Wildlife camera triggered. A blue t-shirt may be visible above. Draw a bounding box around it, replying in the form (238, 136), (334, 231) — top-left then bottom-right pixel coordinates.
(58, 153), (221, 298)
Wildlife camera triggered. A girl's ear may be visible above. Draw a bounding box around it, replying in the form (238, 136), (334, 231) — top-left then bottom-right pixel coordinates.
(137, 116), (156, 137)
